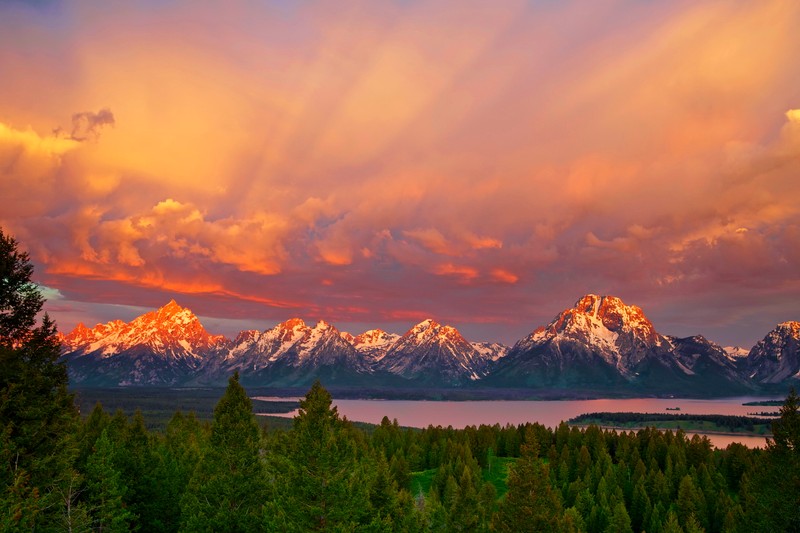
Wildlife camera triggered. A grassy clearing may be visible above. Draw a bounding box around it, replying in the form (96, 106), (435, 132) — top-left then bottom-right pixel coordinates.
(410, 468), (437, 497)
(483, 456), (516, 498)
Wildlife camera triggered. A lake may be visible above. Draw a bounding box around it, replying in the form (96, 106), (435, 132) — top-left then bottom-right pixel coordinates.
(254, 395), (781, 449)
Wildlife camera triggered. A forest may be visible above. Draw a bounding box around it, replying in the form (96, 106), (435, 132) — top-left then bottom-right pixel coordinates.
(2, 233), (800, 532)
(568, 413), (775, 434)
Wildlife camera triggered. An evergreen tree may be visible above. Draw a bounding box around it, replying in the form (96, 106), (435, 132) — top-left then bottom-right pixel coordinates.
(116, 410), (159, 528)
(604, 502), (633, 533)
(676, 474), (702, 528)
(368, 455), (399, 524)
(740, 388), (800, 532)
(630, 476), (651, 531)
(0, 228), (44, 345)
(492, 427), (564, 532)
(151, 411), (205, 532)
(769, 387), (800, 453)
(0, 228), (79, 529)
(271, 380), (372, 531)
(180, 372), (267, 531)
(447, 467), (480, 532)
(562, 507), (585, 533)
(85, 430), (133, 532)
(76, 403), (111, 472)
(662, 510), (685, 533)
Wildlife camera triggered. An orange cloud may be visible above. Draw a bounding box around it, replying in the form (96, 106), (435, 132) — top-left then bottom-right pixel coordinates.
(434, 263), (480, 281)
(2, 0), (799, 346)
(490, 269), (519, 284)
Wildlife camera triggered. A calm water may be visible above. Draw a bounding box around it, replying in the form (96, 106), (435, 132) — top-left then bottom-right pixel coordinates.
(255, 396), (781, 449)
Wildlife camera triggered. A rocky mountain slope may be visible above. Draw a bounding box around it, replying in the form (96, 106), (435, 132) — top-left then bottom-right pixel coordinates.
(61, 300), (226, 386)
(377, 319), (495, 384)
(59, 296), (797, 393)
(61, 303), (505, 387)
(485, 295), (754, 394)
(741, 321), (800, 385)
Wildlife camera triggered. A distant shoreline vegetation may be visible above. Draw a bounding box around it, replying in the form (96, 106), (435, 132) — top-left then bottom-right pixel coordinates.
(742, 399), (784, 406)
(569, 412), (774, 435)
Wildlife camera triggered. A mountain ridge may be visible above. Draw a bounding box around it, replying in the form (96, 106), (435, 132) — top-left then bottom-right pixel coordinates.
(58, 296), (799, 392)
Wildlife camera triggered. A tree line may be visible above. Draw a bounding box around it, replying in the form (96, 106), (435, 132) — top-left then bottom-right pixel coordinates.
(569, 412), (775, 433)
(2, 227), (799, 531)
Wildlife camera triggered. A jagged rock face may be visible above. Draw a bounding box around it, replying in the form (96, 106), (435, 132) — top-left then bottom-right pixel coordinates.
(510, 294), (669, 378)
(352, 329), (400, 362)
(59, 320), (126, 352)
(214, 318), (370, 378)
(64, 300), (226, 361)
(471, 342), (509, 362)
(57, 296), (794, 393)
(665, 335), (750, 390)
(724, 346), (750, 360)
(378, 319), (493, 383)
(488, 294), (753, 394)
(744, 321), (800, 384)
(62, 300), (227, 386)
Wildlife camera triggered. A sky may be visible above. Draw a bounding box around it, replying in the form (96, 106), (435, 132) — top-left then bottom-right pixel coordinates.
(1, 0), (799, 347)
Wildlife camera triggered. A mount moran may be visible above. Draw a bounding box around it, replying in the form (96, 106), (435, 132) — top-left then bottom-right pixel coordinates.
(59, 295), (800, 396)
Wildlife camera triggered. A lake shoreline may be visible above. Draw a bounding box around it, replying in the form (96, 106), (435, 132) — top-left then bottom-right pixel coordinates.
(568, 423), (773, 439)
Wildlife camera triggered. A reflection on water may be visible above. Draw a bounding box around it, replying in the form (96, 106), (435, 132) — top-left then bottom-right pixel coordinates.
(256, 396), (781, 449)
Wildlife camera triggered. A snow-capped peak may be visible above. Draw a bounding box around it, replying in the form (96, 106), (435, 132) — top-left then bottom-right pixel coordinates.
(60, 319), (126, 351)
(403, 319), (467, 344)
(512, 294), (667, 373)
(60, 301), (227, 364)
(378, 319), (495, 382)
(777, 321), (800, 338)
(352, 329), (400, 361)
(314, 319), (333, 331)
(724, 346), (750, 359)
(354, 329), (397, 347)
(743, 320), (800, 384)
(542, 294), (661, 347)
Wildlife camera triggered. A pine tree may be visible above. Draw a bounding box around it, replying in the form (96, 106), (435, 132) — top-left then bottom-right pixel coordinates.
(270, 380), (371, 531)
(492, 427), (564, 532)
(630, 476), (651, 531)
(0, 228), (79, 529)
(769, 387), (800, 453)
(562, 507), (585, 533)
(180, 372), (267, 531)
(0, 228), (44, 345)
(662, 510), (685, 533)
(676, 474), (702, 527)
(447, 466), (480, 532)
(151, 411), (205, 532)
(85, 430), (133, 532)
(604, 502), (633, 533)
(115, 410), (159, 528)
(740, 388), (800, 531)
(76, 403), (111, 472)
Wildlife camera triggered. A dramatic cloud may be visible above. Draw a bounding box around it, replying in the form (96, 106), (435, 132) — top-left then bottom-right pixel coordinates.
(1, 0), (799, 346)
(65, 108), (115, 142)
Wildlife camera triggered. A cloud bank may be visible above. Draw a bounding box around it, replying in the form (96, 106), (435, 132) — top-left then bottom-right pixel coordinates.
(1, 0), (799, 345)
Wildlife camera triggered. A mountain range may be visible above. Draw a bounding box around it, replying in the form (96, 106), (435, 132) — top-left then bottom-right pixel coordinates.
(59, 295), (800, 395)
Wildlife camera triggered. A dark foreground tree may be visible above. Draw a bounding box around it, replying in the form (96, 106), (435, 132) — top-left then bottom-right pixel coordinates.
(0, 228), (79, 529)
(268, 380), (373, 531)
(180, 372), (267, 531)
(492, 427), (565, 532)
(84, 430), (132, 532)
(740, 387), (800, 531)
